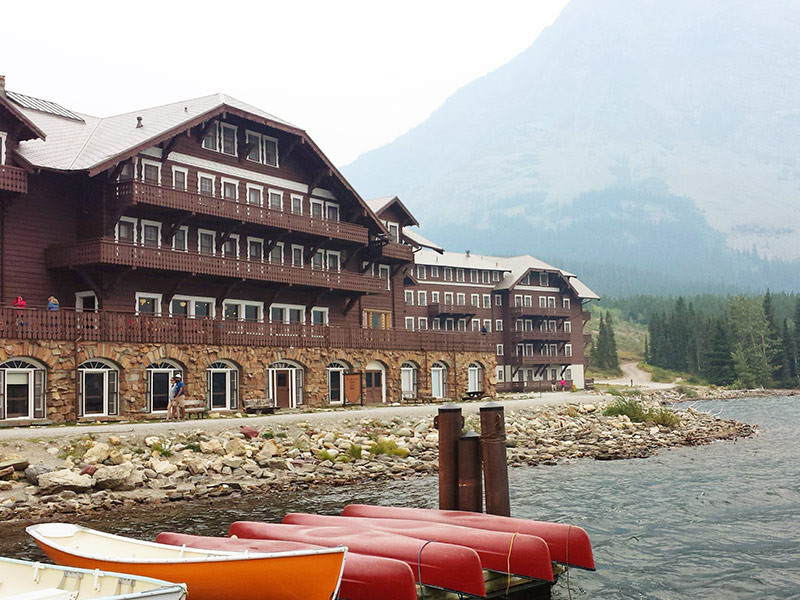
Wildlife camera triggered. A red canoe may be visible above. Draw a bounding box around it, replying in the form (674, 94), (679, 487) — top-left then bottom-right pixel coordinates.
(155, 533), (417, 600)
(229, 521), (486, 597)
(343, 504), (595, 571)
(283, 512), (553, 582)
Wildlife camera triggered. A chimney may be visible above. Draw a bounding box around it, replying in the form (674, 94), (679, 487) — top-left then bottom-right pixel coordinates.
(136, 116), (143, 128)
(0, 75), (5, 92)
(465, 250), (470, 258)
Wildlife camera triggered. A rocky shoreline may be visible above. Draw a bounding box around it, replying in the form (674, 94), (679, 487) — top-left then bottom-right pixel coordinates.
(0, 390), (758, 523)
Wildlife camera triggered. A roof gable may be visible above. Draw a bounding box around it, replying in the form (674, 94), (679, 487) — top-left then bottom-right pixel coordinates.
(0, 91), (46, 142)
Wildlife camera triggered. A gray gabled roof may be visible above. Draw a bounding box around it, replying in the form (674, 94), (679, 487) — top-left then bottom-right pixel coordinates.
(13, 92), (296, 172)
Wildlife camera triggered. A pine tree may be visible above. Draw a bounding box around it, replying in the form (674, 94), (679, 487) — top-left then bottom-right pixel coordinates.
(604, 312), (620, 372)
(702, 316), (735, 386)
(763, 290), (782, 379)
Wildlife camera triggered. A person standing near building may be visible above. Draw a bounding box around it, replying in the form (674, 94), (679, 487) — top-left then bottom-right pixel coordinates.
(166, 376), (177, 421)
(173, 373), (186, 420)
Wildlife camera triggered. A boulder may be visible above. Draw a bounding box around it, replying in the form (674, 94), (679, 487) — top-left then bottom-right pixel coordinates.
(37, 469), (94, 494)
(199, 439), (224, 454)
(221, 456), (245, 469)
(107, 450), (125, 465)
(225, 438), (248, 457)
(94, 464), (134, 490)
(240, 425), (259, 439)
(183, 456), (208, 475)
(149, 458), (178, 476)
(118, 469), (145, 491)
(25, 463), (55, 486)
(84, 442), (111, 464)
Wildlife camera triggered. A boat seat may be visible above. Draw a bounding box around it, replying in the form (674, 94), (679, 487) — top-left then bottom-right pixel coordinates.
(3, 588), (76, 600)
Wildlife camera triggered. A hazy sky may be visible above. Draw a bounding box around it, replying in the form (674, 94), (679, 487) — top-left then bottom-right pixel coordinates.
(4, 1), (568, 166)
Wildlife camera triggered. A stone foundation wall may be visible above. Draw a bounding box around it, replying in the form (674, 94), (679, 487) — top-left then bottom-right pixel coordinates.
(0, 339), (496, 423)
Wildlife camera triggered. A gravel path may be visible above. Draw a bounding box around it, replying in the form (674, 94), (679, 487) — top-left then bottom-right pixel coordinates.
(595, 362), (676, 390)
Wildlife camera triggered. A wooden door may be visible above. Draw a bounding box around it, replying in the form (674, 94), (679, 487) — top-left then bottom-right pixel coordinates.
(364, 370), (383, 404)
(275, 370), (291, 408)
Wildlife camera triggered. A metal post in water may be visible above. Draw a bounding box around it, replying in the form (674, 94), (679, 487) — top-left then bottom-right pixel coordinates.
(457, 430), (483, 512)
(434, 403), (463, 510)
(480, 401), (510, 516)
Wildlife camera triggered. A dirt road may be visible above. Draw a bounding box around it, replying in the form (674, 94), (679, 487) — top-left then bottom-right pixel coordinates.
(595, 361), (675, 390)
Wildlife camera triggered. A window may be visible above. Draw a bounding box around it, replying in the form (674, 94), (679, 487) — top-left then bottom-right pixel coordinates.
(116, 217), (137, 244)
(432, 319), (440, 330)
(198, 173), (215, 196)
(327, 250), (341, 271)
(548, 297), (556, 308)
(467, 362), (483, 394)
(269, 242), (284, 264)
(263, 136), (278, 167)
(565, 344), (573, 357)
(198, 229), (216, 255)
(470, 270), (478, 283)
(471, 294), (479, 307)
(292, 245), (303, 267)
(326, 202), (340, 221)
(482, 319), (492, 332)
(418, 317), (428, 330)
(221, 234), (239, 258)
(401, 362), (418, 400)
(444, 292), (454, 305)
(405, 291), (414, 305)
(246, 238), (263, 261)
(135, 292), (162, 315)
(311, 307), (328, 325)
(146, 360), (183, 413)
(141, 220), (161, 248)
(417, 265), (426, 279)
(431, 266), (439, 278)
(494, 294), (502, 307)
(0, 132), (6, 164)
(496, 344), (504, 356)
(458, 318), (467, 331)
(291, 195), (303, 214)
(0, 358), (46, 420)
(173, 227), (189, 251)
(310, 200), (324, 218)
(270, 303), (306, 324)
(405, 317), (414, 330)
(170, 295), (215, 319)
(223, 299), (263, 322)
(472, 319), (480, 332)
(496, 367), (504, 382)
(75, 291), (98, 312)
(515, 295), (522, 308)
(245, 130), (261, 162)
(539, 296), (548, 308)
(492, 271), (500, 281)
(417, 291), (427, 306)
(483, 294), (490, 309)
(563, 298), (571, 309)
(207, 360), (239, 411)
(379, 265), (391, 289)
(443, 267), (453, 281)
(141, 159), (160, 184)
(482, 271), (490, 284)
(201, 123), (218, 150)
(540, 272), (549, 286)
(311, 250), (323, 269)
(431, 291), (440, 303)
(387, 222), (399, 241)
(172, 166), (188, 191)
(78, 360), (119, 417)
(269, 190), (283, 211)
(119, 161), (134, 180)
(431, 361), (447, 399)
(218, 178), (236, 200)
(445, 318), (454, 331)
(362, 310), (391, 329)
(456, 269), (465, 282)
(220, 124), (237, 156)
(496, 319), (503, 332)
(456, 293), (466, 306)
(246, 184), (263, 206)
(524, 295), (532, 307)
(564, 321), (572, 333)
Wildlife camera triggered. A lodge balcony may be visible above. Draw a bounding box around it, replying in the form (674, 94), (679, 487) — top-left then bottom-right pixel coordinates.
(583, 333), (592, 345)
(497, 379), (573, 393)
(0, 307), (493, 352)
(113, 181), (369, 245)
(376, 241), (414, 262)
(510, 329), (572, 342)
(0, 165), (27, 194)
(427, 303), (477, 319)
(510, 354), (575, 366)
(45, 239), (386, 294)
(510, 306), (572, 318)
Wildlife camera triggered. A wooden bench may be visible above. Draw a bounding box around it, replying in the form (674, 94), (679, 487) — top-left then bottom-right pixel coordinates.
(461, 391), (487, 401)
(245, 405), (278, 415)
(183, 398), (208, 419)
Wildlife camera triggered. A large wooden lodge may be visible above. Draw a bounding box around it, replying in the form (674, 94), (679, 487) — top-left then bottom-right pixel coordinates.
(0, 77), (597, 424)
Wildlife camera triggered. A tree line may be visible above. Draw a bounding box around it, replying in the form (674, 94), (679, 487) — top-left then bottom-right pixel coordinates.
(644, 292), (799, 387)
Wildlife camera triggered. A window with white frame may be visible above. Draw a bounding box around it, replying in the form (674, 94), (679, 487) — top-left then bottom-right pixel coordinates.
(445, 318), (454, 331)
(135, 292), (162, 315)
(417, 265), (426, 279)
(268, 190), (283, 211)
(418, 317), (428, 330)
(470, 270), (478, 283)
(310, 199), (324, 218)
(405, 317), (414, 330)
(270, 303), (305, 324)
(471, 319), (480, 332)
(456, 268), (465, 282)
(245, 130), (261, 162)
(431, 361), (447, 398)
(405, 291), (414, 305)
(417, 291), (427, 306)
(220, 123), (237, 156)
(496, 367), (504, 382)
(140, 219), (161, 248)
(75, 291), (98, 312)
(326, 202), (340, 221)
(198, 229), (216, 255)
(172, 166), (188, 191)
(116, 217), (137, 244)
(247, 237), (264, 261)
(263, 136), (278, 167)
(443, 267), (453, 281)
(379, 265), (391, 289)
(496, 344), (504, 356)
(224, 299), (263, 322)
(431, 291), (440, 303)
(483, 319), (491, 332)
(311, 307), (328, 325)
(170, 295), (215, 318)
(564, 321), (572, 333)
(0, 132), (6, 164)
(515, 295), (523, 307)
(269, 242), (284, 264)
(432, 318), (440, 330)
(207, 360), (239, 411)
(539, 296), (547, 308)
(548, 296), (556, 308)
(312, 250), (324, 269)
(444, 292), (453, 305)
(431, 266), (439, 278)
(385, 221), (399, 242)
(458, 318), (467, 331)
(221, 234), (239, 258)
(496, 319), (503, 332)
(540, 272), (549, 286)
(291, 245), (303, 267)
(327, 250), (341, 271)
(201, 122), (218, 151)
(482, 270), (490, 283)
(79, 359), (119, 417)
(456, 293), (466, 306)
(565, 344), (573, 357)
(471, 294), (479, 307)
(198, 172), (215, 196)
(492, 271), (500, 281)
(247, 184), (263, 206)
(141, 159), (161, 185)
(495, 294), (502, 306)
(563, 298), (571, 309)
(524, 295), (532, 307)
(483, 294), (490, 309)
(290, 195), (303, 214)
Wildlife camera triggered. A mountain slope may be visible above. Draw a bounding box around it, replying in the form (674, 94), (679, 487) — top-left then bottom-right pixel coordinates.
(343, 0), (800, 294)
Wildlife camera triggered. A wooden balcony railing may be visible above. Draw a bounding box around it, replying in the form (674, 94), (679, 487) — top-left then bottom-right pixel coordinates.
(583, 333), (592, 345)
(510, 354), (575, 366)
(427, 303), (477, 318)
(0, 308), (494, 352)
(45, 240), (386, 294)
(497, 379), (573, 393)
(379, 242), (414, 262)
(0, 165), (27, 194)
(114, 181), (369, 244)
(510, 329), (571, 341)
(510, 305), (572, 318)
(582, 310), (592, 322)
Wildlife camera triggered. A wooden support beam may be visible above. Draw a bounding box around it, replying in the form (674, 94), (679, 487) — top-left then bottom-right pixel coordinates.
(164, 273), (192, 301)
(304, 240), (325, 262)
(342, 246), (365, 268)
(307, 168), (332, 195)
(196, 120), (216, 143)
(162, 214), (191, 245)
(161, 136), (179, 161)
(216, 224), (239, 251)
(103, 202), (130, 237)
(216, 279), (244, 306)
(238, 140), (255, 164)
(265, 232), (288, 256)
(107, 159), (129, 181)
(342, 294), (362, 316)
(360, 259), (376, 274)
(282, 137), (303, 162)
(261, 287), (281, 309)
(72, 269), (103, 302)
(103, 267), (131, 297)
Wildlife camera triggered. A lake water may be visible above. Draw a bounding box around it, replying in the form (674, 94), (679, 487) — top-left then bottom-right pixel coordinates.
(4, 395), (800, 599)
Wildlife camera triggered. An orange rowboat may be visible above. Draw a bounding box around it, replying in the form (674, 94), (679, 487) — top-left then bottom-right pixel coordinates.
(26, 523), (346, 600)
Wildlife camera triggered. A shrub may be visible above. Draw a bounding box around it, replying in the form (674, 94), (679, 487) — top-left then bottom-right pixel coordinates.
(261, 432), (274, 439)
(605, 385), (624, 397)
(150, 442), (172, 457)
(317, 450), (335, 462)
(348, 443), (362, 460)
(675, 384), (698, 398)
(275, 432), (287, 438)
(603, 397), (647, 421)
(369, 439), (408, 458)
(649, 366), (679, 383)
(647, 408), (680, 428)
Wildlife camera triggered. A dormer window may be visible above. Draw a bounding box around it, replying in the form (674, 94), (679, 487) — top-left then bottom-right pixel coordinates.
(327, 203), (339, 221)
(202, 123), (218, 151)
(142, 160), (160, 184)
(246, 131), (261, 162)
(540, 272), (549, 286)
(220, 124), (237, 156)
(264, 137), (278, 166)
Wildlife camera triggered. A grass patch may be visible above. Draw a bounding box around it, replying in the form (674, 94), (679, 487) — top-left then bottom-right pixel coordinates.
(275, 432), (287, 439)
(261, 432), (274, 439)
(604, 398), (680, 428)
(604, 385), (624, 397)
(648, 407), (680, 427)
(369, 439), (409, 458)
(150, 442), (172, 457)
(317, 449), (336, 462)
(347, 443), (362, 460)
(675, 384), (698, 398)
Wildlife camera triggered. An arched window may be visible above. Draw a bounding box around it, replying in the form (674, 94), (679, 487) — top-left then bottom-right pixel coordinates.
(327, 361), (350, 404)
(207, 360), (239, 410)
(0, 358), (46, 420)
(146, 360), (183, 413)
(467, 362), (483, 394)
(78, 359), (119, 417)
(400, 361), (418, 400)
(364, 360), (386, 404)
(431, 361), (448, 399)
(267, 361), (304, 409)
